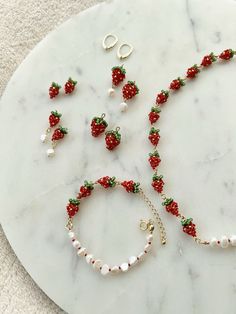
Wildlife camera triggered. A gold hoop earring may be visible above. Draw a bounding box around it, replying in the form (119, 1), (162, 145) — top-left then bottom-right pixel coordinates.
(102, 34), (118, 50)
(117, 43), (133, 60)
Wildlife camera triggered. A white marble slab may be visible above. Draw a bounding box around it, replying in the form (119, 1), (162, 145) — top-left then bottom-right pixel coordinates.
(1, 0), (236, 313)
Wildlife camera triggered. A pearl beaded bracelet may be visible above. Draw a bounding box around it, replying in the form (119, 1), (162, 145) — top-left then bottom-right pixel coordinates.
(65, 176), (167, 276)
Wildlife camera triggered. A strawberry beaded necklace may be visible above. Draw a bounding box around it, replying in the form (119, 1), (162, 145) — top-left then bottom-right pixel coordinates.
(147, 48), (236, 248)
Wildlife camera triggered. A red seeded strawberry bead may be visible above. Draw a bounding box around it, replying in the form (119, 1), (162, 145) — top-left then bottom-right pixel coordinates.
(186, 65), (200, 79)
(64, 78), (77, 94)
(91, 114), (108, 137)
(156, 90), (169, 105)
(97, 176), (116, 188)
(49, 111), (62, 127)
(112, 66), (126, 86)
(181, 218), (197, 237)
(169, 77), (185, 90)
(219, 49), (235, 60)
(162, 198), (179, 216)
(148, 151), (161, 170)
(49, 82), (61, 99)
(152, 175), (164, 193)
(105, 128), (121, 151)
(121, 180), (140, 193)
(122, 81), (139, 101)
(148, 127), (160, 146)
(77, 181), (94, 198)
(66, 199), (80, 218)
(148, 106), (161, 124)
(52, 126), (68, 141)
(201, 52), (217, 67)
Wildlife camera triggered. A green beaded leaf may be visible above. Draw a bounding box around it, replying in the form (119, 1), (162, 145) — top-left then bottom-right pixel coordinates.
(68, 77), (77, 85)
(59, 126), (68, 134)
(109, 176), (116, 187)
(133, 182), (140, 193)
(152, 174), (163, 181)
(84, 180), (94, 190)
(51, 110), (62, 118)
(181, 218), (193, 226)
(151, 106), (161, 113)
(51, 82), (61, 89)
(162, 198), (173, 206)
(149, 127), (159, 134)
(69, 198), (80, 205)
(149, 150), (159, 157)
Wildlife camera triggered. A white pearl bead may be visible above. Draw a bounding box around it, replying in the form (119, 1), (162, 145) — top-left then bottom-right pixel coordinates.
(72, 240), (80, 248)
(230, 235), (236, 246)
(128, 256), (137, 266)
(93, 259), (102, 270)
(120, 263), (129, 272)
(47, 148), (55, 157)
(40, 134), (47, 143)
(68, 231), (75, 239)
(86, 254), (93, 264)
(210, 237), (218, 247)
(77, 247), (86, 256)
(137, 252), (145, 260)
(101, 264), (110, 275)
(108, 88), (115, 97)
(146, 234), (153, 242)
(120, 102), (128, 112)
(144, 243), (151, 252)
(111, 266), (119, 273)
(220, 236), (229, 248)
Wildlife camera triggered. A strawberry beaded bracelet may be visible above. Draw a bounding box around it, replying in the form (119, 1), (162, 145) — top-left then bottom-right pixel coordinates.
(147, 48), (236, 248)
(65, 176), (166, 276)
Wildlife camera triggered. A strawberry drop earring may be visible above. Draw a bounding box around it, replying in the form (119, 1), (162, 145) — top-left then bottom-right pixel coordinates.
(49, 82), (61, 99)
(105, 127), (121, 150)
(120, 81), (139, 112)
(40, 110), (62, 143)
(64, 77), (77, 94)
(90, 113), (108, 137)
(108, 65), (126, 97)
(47, 126), (68, 157)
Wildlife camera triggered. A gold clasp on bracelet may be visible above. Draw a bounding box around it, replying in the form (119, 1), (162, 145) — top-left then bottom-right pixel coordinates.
(140, 219), (155, 232)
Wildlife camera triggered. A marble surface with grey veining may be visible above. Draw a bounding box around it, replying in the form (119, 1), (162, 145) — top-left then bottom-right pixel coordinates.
(1, 0), (236, 313)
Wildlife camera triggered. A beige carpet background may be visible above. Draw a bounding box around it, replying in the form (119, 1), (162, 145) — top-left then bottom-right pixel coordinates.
(0, 1), (100, 313)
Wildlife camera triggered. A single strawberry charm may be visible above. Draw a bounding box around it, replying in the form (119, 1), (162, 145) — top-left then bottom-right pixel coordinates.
(186, 64), (200, 79)
(121, 180), (140, 193)
(156, 90), (169, 105)
(90, 113), (108, 137)
(78, 181), (94, 198)
(219, 49), (235, 60)
(97, 176), (116, 188)
(49, 82), (61, 99)
(52, 126), (68, 141)
(64, 77), (77, 94)
(120, 81), (139, 112)
(148, 151), (161, 170)
(105, 127), (121, 150)
(148, 106), (161, 124)
(148, 127), (160, 146)
(162, 198), (179, 216)
(169, 77), (185, 90)
(181, 218), (197, 237)
(201, 52), (217, 67)
(49, 110), (62, 127)
(66, 198), (80, 218)
(152, 174), (164, 193)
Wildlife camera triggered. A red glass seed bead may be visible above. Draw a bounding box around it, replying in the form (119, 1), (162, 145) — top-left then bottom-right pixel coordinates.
(64, 78), (77, 94)
(148, 151), (161, 170)
(49, 82), (61, 99)
(162, 198), (179, 216)
(148, 128), (160, 146)
(121, 180), (140, 193)
(181, 218), (197, 237)
(169, 78), (185, 90)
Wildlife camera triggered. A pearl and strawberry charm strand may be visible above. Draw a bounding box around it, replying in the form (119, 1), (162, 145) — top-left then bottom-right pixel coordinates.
(65, 176), (166, 276)
(147, 48), (236, 248)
